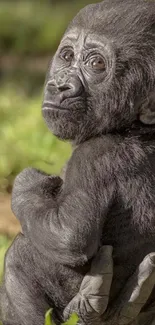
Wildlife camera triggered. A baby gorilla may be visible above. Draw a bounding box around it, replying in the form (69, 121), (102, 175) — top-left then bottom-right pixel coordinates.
(1, 0), (155, 324)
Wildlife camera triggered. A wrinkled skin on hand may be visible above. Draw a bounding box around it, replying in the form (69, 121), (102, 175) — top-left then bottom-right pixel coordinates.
(63, 246), (155, 325)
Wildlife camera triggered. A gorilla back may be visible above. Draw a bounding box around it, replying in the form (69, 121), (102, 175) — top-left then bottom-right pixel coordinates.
(1, 0), (155, 324)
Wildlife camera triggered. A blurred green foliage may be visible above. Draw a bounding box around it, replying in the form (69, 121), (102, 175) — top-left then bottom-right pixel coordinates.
(0, 1), (67, 55)
(0, 84), (72, 192)
(0, 0), (98, 55)
(0, 235), (11, 280)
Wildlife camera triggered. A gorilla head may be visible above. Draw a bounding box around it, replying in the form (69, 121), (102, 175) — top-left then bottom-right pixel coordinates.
(42, 0), (155, 144)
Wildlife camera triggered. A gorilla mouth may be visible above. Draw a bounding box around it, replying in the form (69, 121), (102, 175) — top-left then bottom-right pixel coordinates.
(42, 101), (69, 112)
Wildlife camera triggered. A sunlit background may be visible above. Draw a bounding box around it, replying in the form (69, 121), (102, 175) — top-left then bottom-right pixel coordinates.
(0, 0), (98, 283)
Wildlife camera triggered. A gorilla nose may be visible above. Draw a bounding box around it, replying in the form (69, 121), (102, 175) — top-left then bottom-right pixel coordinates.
(49, 72), (84, 105)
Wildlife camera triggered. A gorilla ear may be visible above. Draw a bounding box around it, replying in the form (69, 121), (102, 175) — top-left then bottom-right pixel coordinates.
(139, 92), (155, 125)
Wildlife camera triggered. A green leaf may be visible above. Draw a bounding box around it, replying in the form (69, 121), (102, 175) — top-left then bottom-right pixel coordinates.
(62, 313), (79, 325)
(44, 310), (78, 325)
(44, 309), (55, 325)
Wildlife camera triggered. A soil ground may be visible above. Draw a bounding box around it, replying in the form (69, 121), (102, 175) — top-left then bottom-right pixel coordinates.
(0, 194), (21, 237)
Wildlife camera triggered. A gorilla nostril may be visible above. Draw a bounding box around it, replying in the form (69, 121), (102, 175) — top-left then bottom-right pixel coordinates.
(58, 85), (71, 92)
(47, 74), (84, 105)
(47, 80), (55, 88)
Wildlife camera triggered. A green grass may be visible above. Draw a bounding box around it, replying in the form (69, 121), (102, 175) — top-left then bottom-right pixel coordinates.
(0, 84), (72, 192)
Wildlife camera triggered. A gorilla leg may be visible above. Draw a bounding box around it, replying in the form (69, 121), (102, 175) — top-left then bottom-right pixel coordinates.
(1, 234), (49, 325)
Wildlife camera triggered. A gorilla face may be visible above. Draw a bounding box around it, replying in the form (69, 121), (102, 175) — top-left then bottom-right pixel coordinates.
(42, 28), (115, 143)
(42, 0), (155, 144)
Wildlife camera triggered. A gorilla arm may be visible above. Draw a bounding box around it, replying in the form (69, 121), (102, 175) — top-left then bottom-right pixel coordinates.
(11, 137), (116, 266)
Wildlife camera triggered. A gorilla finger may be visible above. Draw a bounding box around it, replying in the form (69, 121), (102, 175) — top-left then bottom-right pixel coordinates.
(63, 246), (113, 323)
(79, 246), (113, 314)
(118, 253), (155, 324)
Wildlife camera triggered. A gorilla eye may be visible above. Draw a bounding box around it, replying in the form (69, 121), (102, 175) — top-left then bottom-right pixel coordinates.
(60, 49), (74, 62)
(87, 56), (105, 72)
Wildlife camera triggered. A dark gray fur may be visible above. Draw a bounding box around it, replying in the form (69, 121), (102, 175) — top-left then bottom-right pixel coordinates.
(1, 0), (155, 324)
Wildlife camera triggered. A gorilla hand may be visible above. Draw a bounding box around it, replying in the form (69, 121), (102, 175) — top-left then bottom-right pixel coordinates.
(63, 246), (113, 325)
(11, 168), (63, 231)
(63, 246), (155, 325)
